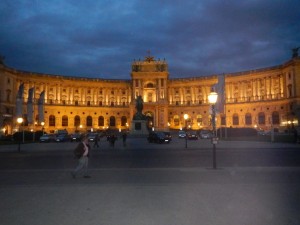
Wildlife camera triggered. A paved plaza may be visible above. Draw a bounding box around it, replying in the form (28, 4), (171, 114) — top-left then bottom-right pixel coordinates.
(0, 138), (299, 225)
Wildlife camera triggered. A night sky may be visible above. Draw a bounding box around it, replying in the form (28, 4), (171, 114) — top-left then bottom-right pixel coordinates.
(0, 0), (299, 80)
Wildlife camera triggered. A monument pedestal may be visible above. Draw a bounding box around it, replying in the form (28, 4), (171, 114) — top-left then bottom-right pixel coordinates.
(130, 120), (148, 136)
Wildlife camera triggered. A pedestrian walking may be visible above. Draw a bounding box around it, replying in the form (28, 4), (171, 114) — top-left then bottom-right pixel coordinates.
(122, 132), (127, 147)
(93, 134), (100, 148)
(72, 135), (91, 178)
(109, 134), (116, 147)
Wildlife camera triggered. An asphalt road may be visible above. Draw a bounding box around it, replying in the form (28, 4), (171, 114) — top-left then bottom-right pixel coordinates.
(1, 138), (300, 225)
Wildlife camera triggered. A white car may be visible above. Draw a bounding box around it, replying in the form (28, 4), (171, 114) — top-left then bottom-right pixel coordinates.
(200, 130), (212, 139)
(178, 130), (186, 138)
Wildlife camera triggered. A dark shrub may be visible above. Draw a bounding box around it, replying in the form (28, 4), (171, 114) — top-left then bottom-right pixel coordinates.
(13, 131), (44, 142)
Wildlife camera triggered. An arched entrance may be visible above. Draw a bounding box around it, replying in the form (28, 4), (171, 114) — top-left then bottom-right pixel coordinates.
(2, 117), (12, 135)
(144, 111), (154, 130)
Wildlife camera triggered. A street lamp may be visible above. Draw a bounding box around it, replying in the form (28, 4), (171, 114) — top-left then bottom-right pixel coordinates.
(17, 117), (23, 152)
(184, 114), (188, 148)
(41, 121), (45, 135)
(208, 91), (218, 169)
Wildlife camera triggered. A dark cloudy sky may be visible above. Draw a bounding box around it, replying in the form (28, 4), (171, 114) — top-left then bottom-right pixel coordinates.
(0, 0), (299, 79)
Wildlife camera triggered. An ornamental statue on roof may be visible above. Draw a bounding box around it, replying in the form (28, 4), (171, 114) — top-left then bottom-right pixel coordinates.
(131, 51), (168, 72)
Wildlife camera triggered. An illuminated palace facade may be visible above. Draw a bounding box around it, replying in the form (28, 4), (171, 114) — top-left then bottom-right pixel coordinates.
(0, 52), (299, 135)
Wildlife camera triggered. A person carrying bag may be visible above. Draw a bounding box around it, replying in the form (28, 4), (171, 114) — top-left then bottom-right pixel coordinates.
(71, 136), (91, 178)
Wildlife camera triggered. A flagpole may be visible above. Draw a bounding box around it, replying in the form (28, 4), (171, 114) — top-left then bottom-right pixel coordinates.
(33, 88), (35, 142)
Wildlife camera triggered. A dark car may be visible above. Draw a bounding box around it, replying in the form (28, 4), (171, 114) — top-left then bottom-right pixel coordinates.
(39, 134), (56, 142)
(87, 133), (98, 142)
(55, 134), (70, 142)
(70, 133), (82, 142)
(163, 132), (172, 141)
(148, 132), (171, 144)
(187, 131), (198, 140)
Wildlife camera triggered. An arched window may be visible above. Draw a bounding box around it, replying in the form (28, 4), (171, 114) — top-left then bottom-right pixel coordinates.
(86, 116), (92, 126)
(258, 112), (265, 125)
(121, 97), (127, 106)
(49, 115), (55, 126)
(196, 115), (203, 126)
(245, 113), (252, 125)
(74, 116), (80, 127)
(272, 111), (280, 125)
(98, 116), (104, 126)
(62, 115), (68, 127)
(110, 97), (115, 106)
(174, 115), (180, 126)
(121, 116), (127, 126)
(147, 83), (154, 88)
(232, 113), (239, 125)
(110, 116), (116, 127)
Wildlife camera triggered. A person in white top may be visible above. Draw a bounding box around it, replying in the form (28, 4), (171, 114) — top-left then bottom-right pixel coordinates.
(72, 136), (91, 178)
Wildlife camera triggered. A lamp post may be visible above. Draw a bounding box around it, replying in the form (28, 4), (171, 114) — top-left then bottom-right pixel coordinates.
(17, 117), (23, 152)
(41, 121), (45, 135)
(184, 114), (188, 148)
(208, 91), (218, 169)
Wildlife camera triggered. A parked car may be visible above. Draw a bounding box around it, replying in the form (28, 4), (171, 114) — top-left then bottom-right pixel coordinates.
(187, 131), (198, 140)
(39, 134), (56, 142)
(55, 134), (70, 142)
(70, 133), (82, 142)
(178, 130), (186, 138)
(199, 130), (212, 139)
(148, 132), (171, 144)
(163, 132), (172, 141)
(87, 133), (98, 142)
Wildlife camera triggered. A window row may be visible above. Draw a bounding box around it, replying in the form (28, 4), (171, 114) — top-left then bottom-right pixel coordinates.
(171, 111), (281, 126)
(48, 115), (128, 127)
(220, 112), (280, 126)
(47, 100), (129, 106)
